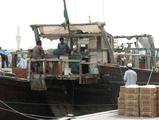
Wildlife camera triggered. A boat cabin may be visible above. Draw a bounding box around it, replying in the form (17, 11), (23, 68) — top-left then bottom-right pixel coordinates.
(10, 22), (115, 90)
(10, 23), (159, 91)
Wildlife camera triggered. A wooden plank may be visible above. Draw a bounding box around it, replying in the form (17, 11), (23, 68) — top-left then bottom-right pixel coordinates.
(30, 22), (105, 27)
(79, 62), (82, 84)
(60, 59), (63, 79)
(30, 59), (81, 62)
(114, 53), (152, 56)
(27, 59), (31, 80)
(40, 33), (102, 38)
(114, 34), (152, 38)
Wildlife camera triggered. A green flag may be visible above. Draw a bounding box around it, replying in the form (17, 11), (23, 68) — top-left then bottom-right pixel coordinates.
(63, 0), (69, 24)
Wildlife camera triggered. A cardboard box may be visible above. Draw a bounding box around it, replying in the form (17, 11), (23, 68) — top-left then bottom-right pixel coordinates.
(157, 111), (159, 116)
(119, 92), (125, 99)
(140, 94), (156, 100)
(140, 85), (157, 94)
(125, 111), (140, 116)
(118, 109), (125, 115)
(118, 104), (125, 109)
(140, 105), (157, 112)
(125, 87), (140, 94)
(155, 86), (159, 91)
(156, 105), (159, 111)
(125, 93), (139, 100)
(140, 111), (157, 117)
(118, 85), (159, 117)
(125, 106), (139, 111)
(120, 86), (126, 93)
(156, 92), (159, 99)
(125, 100), (139, 106)
(140, 99), (156, 106)
(118, 97), (125, 104)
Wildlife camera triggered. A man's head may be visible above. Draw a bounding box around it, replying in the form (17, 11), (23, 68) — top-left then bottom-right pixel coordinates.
(59, 37), (64, 43)
(36, 40), (42, 46)
(127, 63), (132, 69)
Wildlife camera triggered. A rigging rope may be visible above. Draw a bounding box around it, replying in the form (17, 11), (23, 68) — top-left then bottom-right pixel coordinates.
(0, 100), (43, 120)
(2, 100), (117, 106)
(0, 100), (57, 120)
(0, 106), (56, 119)
(15, 70), (28, 77)
(147, 68), (154, 85)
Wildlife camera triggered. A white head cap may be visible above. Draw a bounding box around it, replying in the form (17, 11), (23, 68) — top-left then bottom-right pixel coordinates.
(127, 63), (132, 68)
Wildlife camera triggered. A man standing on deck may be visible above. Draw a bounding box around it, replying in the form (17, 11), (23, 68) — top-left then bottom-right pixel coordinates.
(32, 40), (45, 73)
(57, 37), (69, 55)
(32, 40), (45, 59)
(123, 63), (137, 86)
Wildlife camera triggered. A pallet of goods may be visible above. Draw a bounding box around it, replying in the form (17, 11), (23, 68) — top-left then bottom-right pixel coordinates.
(118, 85), (158, 117)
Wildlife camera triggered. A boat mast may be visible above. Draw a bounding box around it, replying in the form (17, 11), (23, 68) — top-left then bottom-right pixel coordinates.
(30, 25), (40, 44)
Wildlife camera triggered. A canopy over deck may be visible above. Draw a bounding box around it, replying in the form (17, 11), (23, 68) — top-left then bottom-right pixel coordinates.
(30, 22), (106, 41)
(30, 22), (115, 63)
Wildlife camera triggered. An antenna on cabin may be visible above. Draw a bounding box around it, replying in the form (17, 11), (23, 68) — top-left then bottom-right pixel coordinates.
(16, 25), (21, 50)
(102, 0), (105, 21)
(88, 16), (91, 23)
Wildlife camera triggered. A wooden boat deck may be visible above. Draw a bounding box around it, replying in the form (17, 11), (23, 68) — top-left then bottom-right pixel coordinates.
(58, 110), (159, 120)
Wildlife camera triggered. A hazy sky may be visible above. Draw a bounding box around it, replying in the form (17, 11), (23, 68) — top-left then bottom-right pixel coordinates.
(0, 0), (159, 50)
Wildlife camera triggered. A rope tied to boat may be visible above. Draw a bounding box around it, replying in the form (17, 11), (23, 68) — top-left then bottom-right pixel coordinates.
(0, 100), (57, 120)
(15, 70), (28, 77)
(117, 65), (125, 84)
(147, 67), (154, 85)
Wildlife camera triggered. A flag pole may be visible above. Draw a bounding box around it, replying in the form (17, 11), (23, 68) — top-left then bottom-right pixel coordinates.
(63, 0), (69, 24)
(63, 0), (71, 34)
(63, 0), (73, 50)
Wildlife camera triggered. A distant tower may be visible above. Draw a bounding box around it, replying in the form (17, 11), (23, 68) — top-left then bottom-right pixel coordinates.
(16, 25), (21, 50)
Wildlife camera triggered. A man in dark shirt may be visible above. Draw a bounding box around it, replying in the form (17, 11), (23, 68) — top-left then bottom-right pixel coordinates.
(57, 37), (69, 55)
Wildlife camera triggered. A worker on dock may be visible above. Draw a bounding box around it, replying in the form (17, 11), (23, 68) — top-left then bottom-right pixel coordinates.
(57, 37), (70, 55)
(0, 47), (8, 68)
(123, 63), (137, 86)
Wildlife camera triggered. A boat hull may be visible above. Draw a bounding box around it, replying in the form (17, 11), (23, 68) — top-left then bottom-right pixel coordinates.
(98, 65), (159, 104)
(0, 72), (115, 118)
(0, 76), (53, 120)
(44, 78), (115, 117)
